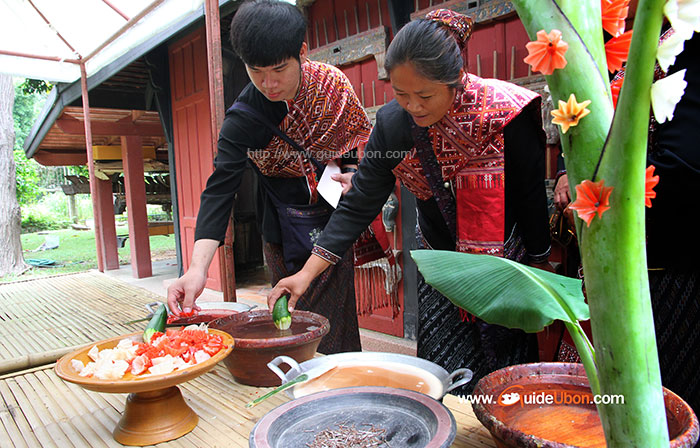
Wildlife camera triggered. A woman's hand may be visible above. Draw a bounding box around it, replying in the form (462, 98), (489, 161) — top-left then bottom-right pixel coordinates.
(331, 172), (354, 195)
(554, 174), (570, 210)
(267, 270), (315, 311)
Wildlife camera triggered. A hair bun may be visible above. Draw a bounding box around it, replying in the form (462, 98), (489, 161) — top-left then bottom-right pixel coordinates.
(426, 9), (474, 51)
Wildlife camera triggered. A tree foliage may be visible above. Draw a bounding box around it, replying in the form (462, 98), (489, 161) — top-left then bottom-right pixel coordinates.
(13, 81), (48, 205)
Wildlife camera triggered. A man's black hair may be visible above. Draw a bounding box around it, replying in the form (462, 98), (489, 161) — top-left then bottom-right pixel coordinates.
(230, 0), (307, 67)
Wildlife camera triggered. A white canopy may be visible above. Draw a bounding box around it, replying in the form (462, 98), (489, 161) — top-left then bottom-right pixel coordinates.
(0, 0), (205, 83)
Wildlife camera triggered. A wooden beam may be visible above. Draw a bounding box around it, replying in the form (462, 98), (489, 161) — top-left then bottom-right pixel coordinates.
(33, 151), (87, 166)
(56, 115), (164, 136)
(121, 135), (152, 278)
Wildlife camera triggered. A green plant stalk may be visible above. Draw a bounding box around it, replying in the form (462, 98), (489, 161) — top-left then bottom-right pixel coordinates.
(512, 0), (669, 446)
(511, 0), (612, 197)
(564, 321), (599, 396)
(557, 0), (608, 83)
(579, 0), (668, 445)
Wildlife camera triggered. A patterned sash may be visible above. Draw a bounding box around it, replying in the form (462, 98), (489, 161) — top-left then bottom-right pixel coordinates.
(247, 61), (371, 200)
(393, 74), (539, 255)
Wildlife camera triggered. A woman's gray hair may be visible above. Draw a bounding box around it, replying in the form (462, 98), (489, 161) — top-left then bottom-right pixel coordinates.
(385, 19), (463, 88)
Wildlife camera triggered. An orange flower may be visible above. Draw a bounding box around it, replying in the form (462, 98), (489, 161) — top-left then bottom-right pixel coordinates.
(570, 179), (614, 227)
(645, 165), (660, 207)
(605, 30), (633, 73)
(610, 76), (624, 108)
(524, 29), (568, 75)
(601, 0), (630, 37)
(551, 94), (592, 134)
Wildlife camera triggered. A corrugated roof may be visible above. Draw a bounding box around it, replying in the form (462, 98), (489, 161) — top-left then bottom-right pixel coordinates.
(0, 0), (206, 83)
(19, 0), (237, 159)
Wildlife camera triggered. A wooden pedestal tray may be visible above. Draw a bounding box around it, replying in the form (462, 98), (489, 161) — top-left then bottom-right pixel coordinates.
(54, 329), (234, 446)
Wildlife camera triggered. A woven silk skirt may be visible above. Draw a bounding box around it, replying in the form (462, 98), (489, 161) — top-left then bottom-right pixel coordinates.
(264, 242), (361, 354)
(416, 227), (538, 396)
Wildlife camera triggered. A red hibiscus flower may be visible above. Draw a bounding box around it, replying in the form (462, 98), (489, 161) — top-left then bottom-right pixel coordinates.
(524, 29), (569, 75)
(605, 30), (633, 73)
(601, 0), (630, 37)
(569, 179), (614, 227)
(645, 165), (660, 207)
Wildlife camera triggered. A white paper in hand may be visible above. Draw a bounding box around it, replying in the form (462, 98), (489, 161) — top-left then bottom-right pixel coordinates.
(317, 159), (343, 208)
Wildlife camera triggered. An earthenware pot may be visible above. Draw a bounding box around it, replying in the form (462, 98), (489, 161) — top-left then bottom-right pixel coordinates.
(471, 362), (699, 448)
(210, 310), (329, 386)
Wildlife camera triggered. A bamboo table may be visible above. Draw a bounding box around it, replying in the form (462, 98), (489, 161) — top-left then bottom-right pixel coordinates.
(0, 363), (496, 447)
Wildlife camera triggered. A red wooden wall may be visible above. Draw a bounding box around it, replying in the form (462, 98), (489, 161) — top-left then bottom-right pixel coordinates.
(169, 28), (224, 291)
(307, 0), (395, 109)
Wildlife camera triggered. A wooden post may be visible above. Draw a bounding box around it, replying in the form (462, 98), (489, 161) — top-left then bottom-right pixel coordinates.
(323, 18), (329, 45)
(121, 135), (151, 278)
(354, 5), (360, 33)
(493, 50), (498, 78)
(366, 3), (371, 29)
(372, 80), (376, 107)
(205, 0), (236, 300)
(80, 61), (119, 271)
(476, 54), (482, 77)
(344, 10), (349, 37)
(68, 195), (77, 223)
(315, 21), (320, 48)
(95, 176), (119, 270)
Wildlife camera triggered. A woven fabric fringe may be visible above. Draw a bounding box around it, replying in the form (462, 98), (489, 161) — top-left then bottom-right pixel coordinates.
(265, 242), (361, 354)
(352, 216), (401, 317)
(354, 257), (402, 317)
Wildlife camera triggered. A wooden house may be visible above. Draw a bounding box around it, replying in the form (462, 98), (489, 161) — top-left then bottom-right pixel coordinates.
(25, 0), (559, 340)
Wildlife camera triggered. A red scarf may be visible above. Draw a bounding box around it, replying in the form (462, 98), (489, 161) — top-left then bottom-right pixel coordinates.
(248, 61), (371, 201)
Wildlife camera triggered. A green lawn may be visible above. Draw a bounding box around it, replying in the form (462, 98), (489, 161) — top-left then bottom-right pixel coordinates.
(1, 226), (176, 283)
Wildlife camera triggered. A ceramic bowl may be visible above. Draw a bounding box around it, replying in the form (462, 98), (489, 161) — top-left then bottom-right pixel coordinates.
(471, 362), (699, 448)
(210, 310), (329, 386)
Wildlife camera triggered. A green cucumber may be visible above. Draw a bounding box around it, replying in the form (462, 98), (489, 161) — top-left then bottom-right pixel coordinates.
(272, 295), (292, 330)
(143, 303), (167, 343)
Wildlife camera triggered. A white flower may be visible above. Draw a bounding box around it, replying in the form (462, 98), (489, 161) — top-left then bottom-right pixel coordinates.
(656, 28), (693, 72)
(651, 69), (688, 123)
(664, 0), (700, 35)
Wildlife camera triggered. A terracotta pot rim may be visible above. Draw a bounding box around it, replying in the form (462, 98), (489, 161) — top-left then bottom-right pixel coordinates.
(471, 362), (699, 448)
(210, 309), (330, 349)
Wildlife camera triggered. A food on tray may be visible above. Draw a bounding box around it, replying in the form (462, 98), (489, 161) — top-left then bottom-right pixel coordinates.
(71, 324), (227, 380)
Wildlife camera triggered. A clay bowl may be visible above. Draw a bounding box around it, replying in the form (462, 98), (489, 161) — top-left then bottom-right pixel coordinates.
(210, 310), (329, 386)
(167, 301), (253, 326)
(55, 329), (234, 446)
(471, 362), (699, 448)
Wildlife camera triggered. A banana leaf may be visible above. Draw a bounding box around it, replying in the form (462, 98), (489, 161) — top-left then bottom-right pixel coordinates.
(411, 250), (588, 333)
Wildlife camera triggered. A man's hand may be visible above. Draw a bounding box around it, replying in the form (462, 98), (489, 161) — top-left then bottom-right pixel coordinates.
(331, 172), (355, 195)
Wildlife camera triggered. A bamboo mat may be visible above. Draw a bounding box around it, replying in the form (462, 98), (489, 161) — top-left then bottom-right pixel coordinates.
(0, 272), (164, 374)
(0, 363), (496, 448)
